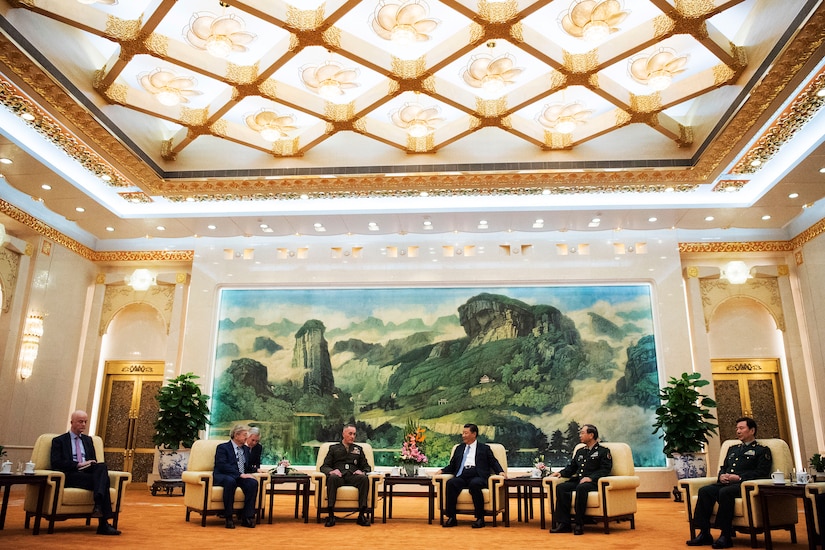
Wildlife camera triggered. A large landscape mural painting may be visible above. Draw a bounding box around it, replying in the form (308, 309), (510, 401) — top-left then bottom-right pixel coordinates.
(210, 285), (665, 468)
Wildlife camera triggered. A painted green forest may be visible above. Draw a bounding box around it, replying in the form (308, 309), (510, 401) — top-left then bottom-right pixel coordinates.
(210, 286), (664, 468)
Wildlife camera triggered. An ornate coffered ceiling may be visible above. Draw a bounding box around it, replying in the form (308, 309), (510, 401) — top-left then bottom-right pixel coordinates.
(0, 0), (824, 244)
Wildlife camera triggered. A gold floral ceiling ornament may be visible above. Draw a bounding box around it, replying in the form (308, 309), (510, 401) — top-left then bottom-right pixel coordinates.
(300, 61), (360, 99)
(559, 0), (629, 42)
(184, 12), (256, 58)
(138, 68), (202, 107)
(245, 109), (299, 142)
(537, 102), (592, 133)
(370, 0), (440, 45)
(390, 101), (444, 137)
(461, 41), (524, 95)
(629, 48), (688, 91)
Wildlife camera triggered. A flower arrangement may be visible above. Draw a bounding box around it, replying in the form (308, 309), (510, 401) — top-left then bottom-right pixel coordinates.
(533, 454), (550, 477)
(398, 418), (428, 466)
(279, 458), (291, 469)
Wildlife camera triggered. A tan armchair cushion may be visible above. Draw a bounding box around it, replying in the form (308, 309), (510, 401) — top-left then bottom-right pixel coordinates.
(23, 433), (131, 533)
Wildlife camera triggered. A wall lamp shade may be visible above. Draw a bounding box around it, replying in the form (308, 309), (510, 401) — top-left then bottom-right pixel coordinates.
(18, 313), (44, 380)
(721, 261), (752, 284)
(127, 269), (156, 291)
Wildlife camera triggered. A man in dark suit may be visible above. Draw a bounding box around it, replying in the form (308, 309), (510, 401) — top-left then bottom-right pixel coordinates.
(214, 424), (259, 529)
(549, 423), (613, 536)
(437, 423), (505, 528)
(50, 410), (121, 535)
(686, 417), (772, 549)
(320, 424), (372, 527)
(244, 427), (263, 474)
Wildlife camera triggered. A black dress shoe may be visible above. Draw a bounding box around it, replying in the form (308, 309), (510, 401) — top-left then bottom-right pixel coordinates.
(686, 532), (714, 546)
(712, 535), (733, 549)
(96, 523), (121, 536)
(443, 517), (457, 527)
(550, 522), (572, 533)
(241, 516), (256, 528)
(471, 519), (485, 529)
(357, 514), (371, 527)
(324, 515), (336, 527)
(573, 524), (584, 535)
(225, 519), (235, 529)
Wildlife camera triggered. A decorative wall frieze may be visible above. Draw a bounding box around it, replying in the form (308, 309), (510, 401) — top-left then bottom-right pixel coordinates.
(699, 277), (785, 332)
(100, 283), (175, 336)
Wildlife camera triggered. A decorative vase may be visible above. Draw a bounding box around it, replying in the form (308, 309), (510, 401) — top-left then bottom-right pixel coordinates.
(277, 465), (285, 475)
(531, 468), (542, 478)
(672, 452), (707, 480)
(157, 448), (190, 480)
(403, 464), (417, 477)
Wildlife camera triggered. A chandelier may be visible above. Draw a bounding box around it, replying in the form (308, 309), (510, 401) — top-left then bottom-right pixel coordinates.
(461, 41), (523, 95)
(126, 269), (156, 291)
(300, 61), (360, 99)
(138, 69), (201, 107)
(17, 313), (44, 380)
(629, 48), (688, 91)
(559, 0), (629, 42)
(371, 0), (439, 45)
(245, 109), (298, 142)
(537, 102), (592, 134)
(390, 102), (443, 137)
(184, 12), (256, 59)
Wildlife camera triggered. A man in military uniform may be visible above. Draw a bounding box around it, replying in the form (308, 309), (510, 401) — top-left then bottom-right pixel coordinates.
(321, 424), (371, 527)
(549, 424), (613, 535)
(686, 417), (772, 549)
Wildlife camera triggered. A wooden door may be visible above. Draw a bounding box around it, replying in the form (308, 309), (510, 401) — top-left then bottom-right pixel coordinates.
(98, 361), (164, 483)
(711, 358), (789, 443)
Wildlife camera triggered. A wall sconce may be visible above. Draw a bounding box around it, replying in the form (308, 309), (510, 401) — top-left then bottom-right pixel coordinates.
(18, 313), (44, 380)
(720, 261), (752, 284)
(126, 269), (156, 291)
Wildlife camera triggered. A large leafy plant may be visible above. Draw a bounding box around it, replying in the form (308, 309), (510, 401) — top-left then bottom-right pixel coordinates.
(652, 372), (718, 455)
(153, 372), (211, 450)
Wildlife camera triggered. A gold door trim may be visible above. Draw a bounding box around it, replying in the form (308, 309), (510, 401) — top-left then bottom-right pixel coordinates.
(711, 358), (779, 374)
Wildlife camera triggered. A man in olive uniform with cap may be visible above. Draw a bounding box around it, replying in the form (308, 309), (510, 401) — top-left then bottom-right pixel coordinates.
(549, 424), (613, 535)
(321, 424), (372, 527)
(686, 416), (772, 549)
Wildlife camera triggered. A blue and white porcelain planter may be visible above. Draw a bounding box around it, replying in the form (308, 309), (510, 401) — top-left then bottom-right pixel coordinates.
(157, 448), (190, 480)
(672, 452), (707, 479)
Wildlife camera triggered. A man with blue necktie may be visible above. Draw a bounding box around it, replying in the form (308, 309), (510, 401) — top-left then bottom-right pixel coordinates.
(437, 423), (505, 528)
(214, 424), (259, 529)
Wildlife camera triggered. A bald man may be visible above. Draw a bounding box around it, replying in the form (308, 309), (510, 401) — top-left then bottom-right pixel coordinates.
(50, 410), (121, 535)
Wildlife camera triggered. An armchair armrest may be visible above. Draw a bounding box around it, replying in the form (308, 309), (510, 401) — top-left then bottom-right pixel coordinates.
(182, 470), (213, 485)
(599, 475), (640, 491)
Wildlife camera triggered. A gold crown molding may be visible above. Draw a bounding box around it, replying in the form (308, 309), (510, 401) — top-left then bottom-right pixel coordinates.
(790, 214), (825, 250)
(712, 179), (747, 192)
(679, 241), (793, 253)
(731, 68), (825, 174)
(118, 192), (153, 204)
(93, 250), (194, 262)
(1, 198), (95, 260)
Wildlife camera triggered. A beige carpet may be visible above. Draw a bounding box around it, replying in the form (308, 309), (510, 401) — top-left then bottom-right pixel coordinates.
(0, 485), (813, 549)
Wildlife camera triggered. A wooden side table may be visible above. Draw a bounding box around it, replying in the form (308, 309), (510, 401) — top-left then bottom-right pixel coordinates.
(267, 474), (310, 524)
(381, 474), (435, 524)
(757, 483), (816, 550)
(0, 473), (48, 535)
(503, 476), (546, 529)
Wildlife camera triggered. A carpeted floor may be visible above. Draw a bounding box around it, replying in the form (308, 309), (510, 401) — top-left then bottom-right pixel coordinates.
(0, 485), (813, 549)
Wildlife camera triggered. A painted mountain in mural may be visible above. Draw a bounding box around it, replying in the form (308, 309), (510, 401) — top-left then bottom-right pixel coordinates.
(211, 287), (663, 468)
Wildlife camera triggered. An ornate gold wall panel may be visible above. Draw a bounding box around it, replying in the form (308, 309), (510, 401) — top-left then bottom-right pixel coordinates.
(698, 277), (785, 332)
(99, 283), (176, 336)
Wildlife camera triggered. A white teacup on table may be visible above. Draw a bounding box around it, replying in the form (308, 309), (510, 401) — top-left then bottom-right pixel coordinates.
(24, 460), (35, 475)
(796, 470), (810, 484)
(771, 470), (785, 484)
(0, 460), (12, 474)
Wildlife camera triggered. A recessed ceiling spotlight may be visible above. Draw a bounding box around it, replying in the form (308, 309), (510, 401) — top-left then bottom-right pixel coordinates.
(648, 217), (657, 222)
(207, 224), (217, 230)
(368, 222), (379, 231)
(704, 216), (715, 221)
(819, 167), (825, 174)
(21, 113), (35, 121)
(186, 196), (195, 202)
(259, 223), (269, 229)
(41, 184), (51, 190)
(591, 217), (600, 223)
(101, 174), (112, 181)
(156, 225), (166, 231)
(761, 215), (771, 220)
(75, 206), (85, 212)
(664, 186), (674, 192)
(788, 192), (799, 199)
(817, 88), (825, 98)
(420, 191), (429, 197)
(533, 218), (544, 228)
(750, 159), (762, 167)
(0, 157), (12, 164)
(105, 226), (115, 232)
(300, 194), (309, 199)
(542, 189), (551, 195)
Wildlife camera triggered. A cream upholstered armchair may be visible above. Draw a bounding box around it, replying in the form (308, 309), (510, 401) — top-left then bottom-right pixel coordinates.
(182, 439), (268, 527)
(804, 482), (825, 548)
(679, 438), (798, 548)
(310, 441), (380, 523)
(433, 443), (508, 526)
(543, 441), (640, 533)
(23, 433), (131, 534)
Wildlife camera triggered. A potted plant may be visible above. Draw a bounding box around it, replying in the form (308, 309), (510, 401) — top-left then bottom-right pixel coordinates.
(153, 372), (211, 479)
(810, 453), (824, 472)
(652, 372), (718, 483)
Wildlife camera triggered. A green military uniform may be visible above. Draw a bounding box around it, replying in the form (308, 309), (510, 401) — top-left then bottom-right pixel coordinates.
(321, 442), (371, 511)
(554, 443), (613, 527)
(693, 440), (772, 534)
